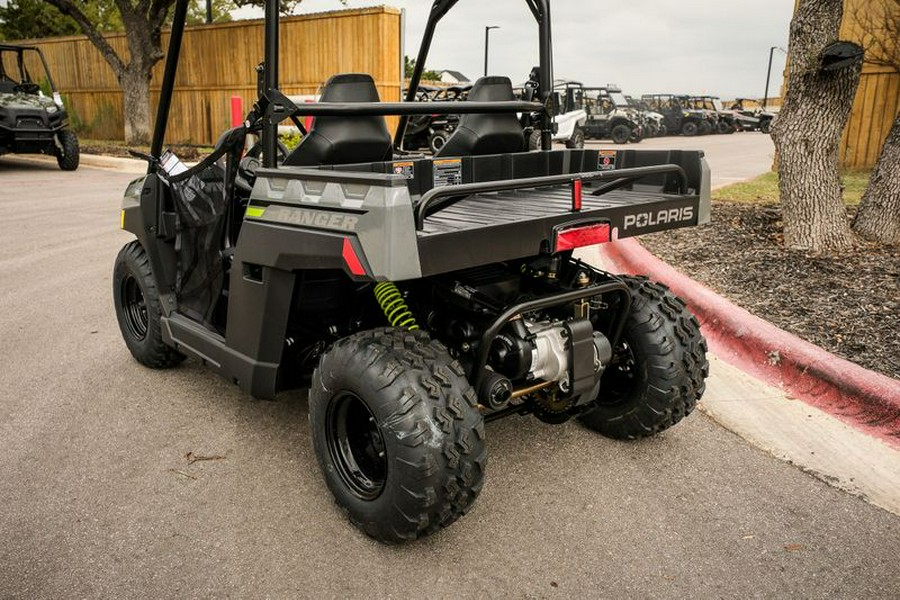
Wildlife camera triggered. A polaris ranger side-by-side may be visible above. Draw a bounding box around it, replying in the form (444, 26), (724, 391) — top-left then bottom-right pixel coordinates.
(113, 0), (710, 544)
(0, 44), (79, 170)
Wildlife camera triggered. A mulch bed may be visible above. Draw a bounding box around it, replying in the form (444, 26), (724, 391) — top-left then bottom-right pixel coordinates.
(79, 141), (210, 161)
(640, 202), (900, 381)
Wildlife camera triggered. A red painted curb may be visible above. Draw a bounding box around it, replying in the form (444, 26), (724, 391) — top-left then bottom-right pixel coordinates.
(597, 238), (900, 448)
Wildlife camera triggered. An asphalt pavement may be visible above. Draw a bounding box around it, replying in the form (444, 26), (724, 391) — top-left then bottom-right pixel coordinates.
(1, 138), (898, 598)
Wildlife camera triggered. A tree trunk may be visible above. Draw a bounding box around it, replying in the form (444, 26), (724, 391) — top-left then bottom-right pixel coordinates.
(852, 115), (900, 244)
(44, 0), (170, 146)
(120, 65), (152, 145)
(771, 0), (862, 253)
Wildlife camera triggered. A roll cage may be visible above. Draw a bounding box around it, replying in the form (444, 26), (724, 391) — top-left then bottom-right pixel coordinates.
(0, 44), (58, 91)
(149, 0), (556, 172)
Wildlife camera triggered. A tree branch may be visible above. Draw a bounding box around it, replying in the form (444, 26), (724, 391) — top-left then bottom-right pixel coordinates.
(850, 0), (900, 73)
(149, 0), (177, 32)
(42, 0), (126, 76)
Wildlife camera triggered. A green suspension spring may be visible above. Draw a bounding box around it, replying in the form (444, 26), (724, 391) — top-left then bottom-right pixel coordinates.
(373, 282), (419, 331)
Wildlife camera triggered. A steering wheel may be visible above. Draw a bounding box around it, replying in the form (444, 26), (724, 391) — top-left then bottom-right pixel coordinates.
(14, 82), (41, 95)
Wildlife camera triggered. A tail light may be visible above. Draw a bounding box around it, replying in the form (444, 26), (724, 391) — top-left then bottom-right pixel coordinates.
(554, 222), (611, 252)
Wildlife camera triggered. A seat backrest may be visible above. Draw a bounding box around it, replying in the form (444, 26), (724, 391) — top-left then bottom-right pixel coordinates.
(434, 76), (525, 158)
(283, 73), (392, 167)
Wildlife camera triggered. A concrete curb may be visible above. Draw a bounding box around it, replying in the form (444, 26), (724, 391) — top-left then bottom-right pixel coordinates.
(597, 238), (900, 447)
(5, 152), (147, 172)
(78, 153), (148, 170)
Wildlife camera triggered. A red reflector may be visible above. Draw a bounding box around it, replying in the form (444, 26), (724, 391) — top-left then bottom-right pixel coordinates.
(572, 179), (583, 211)
(342, 238), (367, 276)
(555, 223), (611, 252)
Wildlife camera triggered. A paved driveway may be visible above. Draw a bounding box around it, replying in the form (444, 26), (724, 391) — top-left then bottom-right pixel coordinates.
(587, 131), (777, 188)
(1, 149), (897, 598)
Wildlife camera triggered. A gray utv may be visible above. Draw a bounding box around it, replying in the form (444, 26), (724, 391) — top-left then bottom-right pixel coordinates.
(113, 0), (710, 544)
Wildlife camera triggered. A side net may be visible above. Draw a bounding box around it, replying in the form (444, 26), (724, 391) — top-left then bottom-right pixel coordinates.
(164, 127), (246, 327)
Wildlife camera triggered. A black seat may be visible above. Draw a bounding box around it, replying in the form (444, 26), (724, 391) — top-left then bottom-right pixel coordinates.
(283, 73), (392, 167)
(434, 76), (524, 158)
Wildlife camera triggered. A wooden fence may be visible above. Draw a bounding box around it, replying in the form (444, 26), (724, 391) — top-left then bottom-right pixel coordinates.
(838, 0), (899, 169)
(17, 7), (402, 145)
(782, 0), (899, 169)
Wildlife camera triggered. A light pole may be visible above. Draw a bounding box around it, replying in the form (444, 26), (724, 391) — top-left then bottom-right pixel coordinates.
(484, 25), (499, 77)
(763, 46), (786, 110)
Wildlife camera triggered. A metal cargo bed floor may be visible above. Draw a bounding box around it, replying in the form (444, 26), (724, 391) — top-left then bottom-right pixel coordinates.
(419, 186), (683, 235)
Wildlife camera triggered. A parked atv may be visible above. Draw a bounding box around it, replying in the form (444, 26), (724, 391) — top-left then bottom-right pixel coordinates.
(521, 76), (587, 149)
(115, 0), (710, 545)
(627, 96), (667, 137)
(729, 99), (775, 134)
(642, 94), (712, 137)
(0, 44), (79, 170)
(680, 95), (719, 134)
(581, 86), (643, 144)
(692, 96), (760, 134)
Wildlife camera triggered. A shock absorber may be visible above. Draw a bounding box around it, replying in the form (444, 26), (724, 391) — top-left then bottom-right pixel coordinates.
(373, 282), (419, 331)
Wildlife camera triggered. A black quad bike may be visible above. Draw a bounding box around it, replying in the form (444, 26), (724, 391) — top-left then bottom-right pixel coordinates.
(731, 99), (775, 134)
(113, 0), (710, 544)
(642, 94), (714, 137)
(0, 44), (79, 170)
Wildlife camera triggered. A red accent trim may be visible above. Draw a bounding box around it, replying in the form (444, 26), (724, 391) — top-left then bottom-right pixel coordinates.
(572, 179), (583, 211)
(342, 238), (367, 276)
(599, 238), (900, 448)
(304, 99), (314, 133)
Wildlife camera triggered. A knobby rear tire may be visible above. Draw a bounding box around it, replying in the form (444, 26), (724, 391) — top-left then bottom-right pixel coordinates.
(309, 328), (486, 544)
(579, 276), (709, 440)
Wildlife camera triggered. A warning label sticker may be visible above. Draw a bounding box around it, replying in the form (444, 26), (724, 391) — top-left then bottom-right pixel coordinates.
(597, 150), (617, 171)
(392, 161), (415, 179)
(433, 158), (463, 187)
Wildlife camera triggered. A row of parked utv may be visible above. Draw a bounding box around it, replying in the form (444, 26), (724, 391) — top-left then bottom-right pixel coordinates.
(402, 76), (776, 152)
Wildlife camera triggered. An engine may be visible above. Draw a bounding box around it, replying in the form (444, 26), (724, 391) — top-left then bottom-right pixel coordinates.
(486, 316), (612, 408)
(427, 262), (615, 419)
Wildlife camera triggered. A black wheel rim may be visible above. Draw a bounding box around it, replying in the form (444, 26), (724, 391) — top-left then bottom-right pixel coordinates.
(120, 274), (148, 341)
(325, 392), (387, 500)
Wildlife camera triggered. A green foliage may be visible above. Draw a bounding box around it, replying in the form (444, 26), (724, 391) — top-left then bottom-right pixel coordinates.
(0, 0), (79, 39)
(404, 55), (441, 81)
(279, 131), (302, 150)
(0, 0), (121, 40)
(234, 0), (345, 16)
(172, 0), (236, 26)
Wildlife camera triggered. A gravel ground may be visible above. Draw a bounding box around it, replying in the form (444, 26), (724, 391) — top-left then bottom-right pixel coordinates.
(641, 202), (900, 380)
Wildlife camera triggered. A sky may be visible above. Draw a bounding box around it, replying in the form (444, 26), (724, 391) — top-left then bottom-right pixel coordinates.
(235, 0), (794, 100)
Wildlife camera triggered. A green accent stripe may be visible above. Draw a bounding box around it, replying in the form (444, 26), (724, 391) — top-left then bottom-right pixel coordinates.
(245, 206), (266, 218)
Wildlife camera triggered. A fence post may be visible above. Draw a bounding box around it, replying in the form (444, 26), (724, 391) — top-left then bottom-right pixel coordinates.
(231, 95), (243, 127)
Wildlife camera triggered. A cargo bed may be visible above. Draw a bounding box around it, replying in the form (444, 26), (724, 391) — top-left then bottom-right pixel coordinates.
(247, 148), (710, 279)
